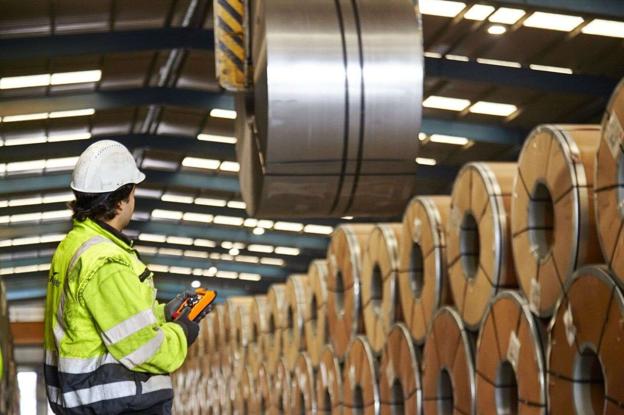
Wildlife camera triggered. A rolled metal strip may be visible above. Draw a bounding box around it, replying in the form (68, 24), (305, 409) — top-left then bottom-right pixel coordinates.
(422, 306), (476, 415)
(249, 295), (269, 374)
(476, 291), (548, 414)
(342, 336), (381, 415)
(379, 323), (422, 415)
(361, 223), (402, 354)
(237, 0), (423, 218)
(511, 124), (602, 318)
(304, 260), (330, 366)
(232, 298), (254, 378)
(316, 345), (343, 415)
(283, 275), (310, 370)
(272, 357), (293, 414)
(291, 352), (316, 414)
(595, 81), (624, 285)
(327, 224), (375, 359)
(267, 284), (287, 372)
(447, 162), (517, 329)
(398, 196), (451, 344)
(218, 374), (233, 414)
(548, 265), (624, 414)
(223, 297), (254, 377)
(212, 304), (228, 377)
(235, 367), (255, 415)
(253, 363), (273, 414)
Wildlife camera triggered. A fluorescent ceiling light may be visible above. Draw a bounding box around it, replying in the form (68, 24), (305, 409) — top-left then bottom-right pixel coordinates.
(253, 227), (265, 235)
(420, 0), (466, 18)
(191, 280), (201, 288)
(166, 236), (193, 246)
(257, 220), (274, 229)
(214, 215), (244, 226)
(430, 134), (470, 146)
(41, 210), (72, 220)
(139, 233), (167, 243)
(12, 236), (41, 246)
(229, 248), (240, 256)
(182, 212), (214, 223)
(469, 101), (518, 116)
(219, 161), (240, 172)
(248, 244), (274, 253)
(10, 212), (42, 223)
(45, 157), (79, 169)
(6, 160), (46, 172)
(4, 136), (46, 146)
(239, 273), (261, 282)
(50, 70), (101, 85)
(488, 7), (526, 24)
(0, 74), (50, 89)
(141, 158), (178, 171)
(185, 250), (209, 259)
(205, 267), (218, 277)
(9, 197), (42, 207)
(159, 248), (183, 257)
(529, 64), (573, 74)
(43, 193), (74, 204)
(47, 132), (92, 143)
(136, 246), (158, 255)
(216, 270), (238, 279)
(423, 96), (471, 111)
(182, 157), (220, 170)
(487, 25), (507, 35)
(169, 266), (192, 275)
(197, 133), (237, 144)
(151, 209), (183, 220)
(523, 12), (583, 32)
(149, 264), (169, 273)
(476, 58), (521, 68)
(275, 247), (300, 256)
(463, 4), (495, 20)
(161, 193), (194, 204)
(261, 257), (284, 266)
(135, 188), (162, 199)
(581, 19), (624, 38)
(243, 218), (258, 227)
(303, 224), (334, 235)
(1, 108), (94, 123)
(236, 255), (259, 263)
(416, 157), (437, 166)
(40, 234), (65, 243)
(445, 54), (470, 61)
(194, 239), (216, 248)
(424, 51), (443, 59)
(209, 109), (237, 119)
(195, 197), (227, 207)
(2, 113), (48, 123)
(227, 200), (246, 209)
(342, 216), (354, 220)
(274, 221), (304, 232)
(418, 133), (427, 141)
(49, 109), (95, 119)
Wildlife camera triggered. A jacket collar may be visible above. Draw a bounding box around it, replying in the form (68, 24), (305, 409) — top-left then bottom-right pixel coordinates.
(75, 218), (134, 250)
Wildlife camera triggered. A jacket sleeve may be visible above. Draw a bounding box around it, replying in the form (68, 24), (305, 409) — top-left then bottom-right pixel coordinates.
(81, 260), (188, 374)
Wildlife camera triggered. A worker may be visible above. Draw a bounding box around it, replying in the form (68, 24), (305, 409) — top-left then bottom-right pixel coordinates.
(44, 140), (209, 414)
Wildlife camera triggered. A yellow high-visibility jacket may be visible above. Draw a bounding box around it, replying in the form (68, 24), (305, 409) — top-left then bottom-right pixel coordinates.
(44, 218), (187, 414)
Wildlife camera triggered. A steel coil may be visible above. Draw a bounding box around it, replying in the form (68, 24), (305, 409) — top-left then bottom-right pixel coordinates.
(361, 223), (402, 354)
(291, 352), (316, 414)
(342, 336), (380, 415)
(316, 345), (343, 415)
(267, 284), (287, 373)
(447, 162), (517, 329)
(304, 260), (329, 367)
(595, 80), (624, 285)
(398, 196), (451, 344)
(512, 125), (602, 317)
(327, 224), (374, 359)
(283, 275), (309, 370)
(249, 295), (269, 374)
(476, 291), (548, 414)
(272, 357), (292, 414)
(253, 363), (272, 414)
(236, 0), (423, 218)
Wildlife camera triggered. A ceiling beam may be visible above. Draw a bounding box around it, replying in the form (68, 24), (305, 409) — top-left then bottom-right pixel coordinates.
(421, 117), (527, 146)
(0, 28), (214, 61)
(491, 0), (624, 19)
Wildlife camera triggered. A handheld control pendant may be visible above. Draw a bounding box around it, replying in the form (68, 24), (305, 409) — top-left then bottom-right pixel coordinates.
(172, 289), (217, 322)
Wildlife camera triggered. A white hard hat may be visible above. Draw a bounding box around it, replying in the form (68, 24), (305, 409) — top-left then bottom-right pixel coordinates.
(70, 140), (146, 193)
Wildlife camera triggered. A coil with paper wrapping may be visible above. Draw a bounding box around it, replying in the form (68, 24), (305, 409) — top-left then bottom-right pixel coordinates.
(267, 283), (287, 372)
(253, 363), (272, 414)
(446, 162), (517, 329)
(291, 352), (316, 414)
(361, 224), (402, 354)
(327, 224), (374, 359)
(342, 336), (380, 415)
(234, 367), (255, 415)
(476, 291), (548, 414)
(304, 260), (329, 366)
(272, 357), (292, 414)
(379, 323), (422, 415)
(212, 304), (227, 376)
(595, 81), (624, 286)
(283, 274), (309, 370)
(398, 196), (451, 344)
(512, 125), (602, 317)
(422, 306), (476, 415)
(218, 374), (232, 414)
(548, 265), (624, 415)
(236, 0), (423, 218)
(249, 295), (269, 374)
(224, 297), (254, 377)
(316, 345), (343, 415)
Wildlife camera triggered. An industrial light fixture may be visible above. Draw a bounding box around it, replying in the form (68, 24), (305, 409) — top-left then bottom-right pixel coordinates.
(236, 255), (259, 263)
(476, 58), (521, 68)
(423, 96), (471, 111)
(229, 248), (240, 256)
(181, 157), (220, 170)
(0, 70), (101, 90)
(274, 221), (304, 232)
(430, 134), (470, 146)
(2, 113), (48, 123)
(248, 244), (274, 253)
(151, 209), (184, 220)
(424, 51), (443, 59)
(415, 157), (438, 166)
(166, 236), (194, 246)
(197, 133), (237, 144)
(227, 200), (246, 209)
(216, 270), (238, 279)
(261, 257), (285, 266)
(195, 197), (227, 207)
(213, 215), (244, 226)
(529, 64), (573, 74)
(523, 11), (583, 32)
(50, 70), (102, 85)
(303, 224), (334, 235)
(445, 54), (470, 61)
(469, 101), (518, 116)
(243, 218), (258, 227)
(191, 280), (201, 288)
(0, 108), (94, 123)
(136, 246), (158, 255)
(2, 157), (79, 175)
(341, 216), (354, 220)
(182, 212), (214, 223)
(49, 109), (95, 119)
(149, 264), (169, 273)
(139, 233), (167, 243)
(253, 228), (265, 235)
(275, 246), (300, 256)
(159, 248), (183, 257)
(209, 109), (237, 119)
(581, 19), (624, 38)
(257, 220), (274, 229)
(239, 273), (262, 282)
(463, 4), (495, 20)
(488, 7), (526, 24)
(419, 0), (466, 18)
(487, 25), (507, 35)
(194, 239), (216, 248)
(219, 161), (240, 172)
(169, 266), (192, 275)
(161, 193), (194, 204)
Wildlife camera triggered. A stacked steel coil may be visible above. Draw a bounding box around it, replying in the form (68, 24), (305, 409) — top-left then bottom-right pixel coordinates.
(0, 280), (18, 415)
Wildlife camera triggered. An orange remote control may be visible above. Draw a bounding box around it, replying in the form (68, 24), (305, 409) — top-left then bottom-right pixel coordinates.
(172, 289), (217, 322)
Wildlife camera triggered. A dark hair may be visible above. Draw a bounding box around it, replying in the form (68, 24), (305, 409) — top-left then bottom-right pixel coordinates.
(69, 184), (135, 222)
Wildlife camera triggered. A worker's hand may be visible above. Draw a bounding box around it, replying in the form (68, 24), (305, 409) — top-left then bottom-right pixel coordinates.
(165, 290), (195, 322)
(173, 307), (199, 346)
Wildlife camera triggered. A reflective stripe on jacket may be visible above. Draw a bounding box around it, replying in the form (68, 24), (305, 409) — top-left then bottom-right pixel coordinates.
(44, 218), (187, 414)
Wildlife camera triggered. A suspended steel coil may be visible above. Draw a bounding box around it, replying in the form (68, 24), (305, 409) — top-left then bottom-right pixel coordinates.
(361, 223), (402, 354)
(595, 80), (624, 285)
(236, 0), (423, 218)
(548, 265), (624, 415)
(447, 162), (517, 329)
(512, 125), (602, 317)
(398, 196), (451, 344)
(476, 291), (548, 415)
